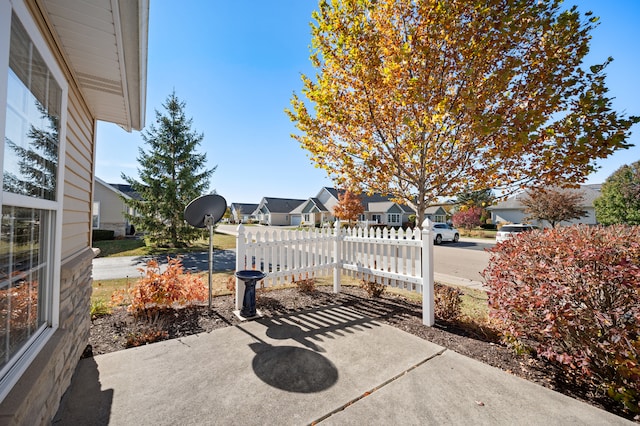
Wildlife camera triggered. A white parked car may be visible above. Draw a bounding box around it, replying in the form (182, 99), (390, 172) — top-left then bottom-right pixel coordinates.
(495, 224), (539, 243)
(432, 222), (459, 245)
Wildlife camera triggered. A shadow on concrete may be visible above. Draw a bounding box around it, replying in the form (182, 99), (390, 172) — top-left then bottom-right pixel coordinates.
(238, 304), (384, 393)
(52, 355), (113, 425)
(250, 345), (339, 393)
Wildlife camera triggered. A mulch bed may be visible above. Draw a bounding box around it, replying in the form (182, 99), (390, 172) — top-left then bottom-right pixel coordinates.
(88, 286), (637, 422)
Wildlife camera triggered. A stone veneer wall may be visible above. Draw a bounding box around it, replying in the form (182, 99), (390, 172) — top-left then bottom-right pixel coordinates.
(98, 222), (126, 238)
(0, 247), (94, 425)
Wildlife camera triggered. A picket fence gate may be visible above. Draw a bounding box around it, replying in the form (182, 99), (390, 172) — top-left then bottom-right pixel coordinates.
(235, 219), (435, 326)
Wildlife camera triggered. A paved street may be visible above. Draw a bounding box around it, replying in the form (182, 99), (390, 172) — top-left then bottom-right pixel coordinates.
(92, 249), (236, 280)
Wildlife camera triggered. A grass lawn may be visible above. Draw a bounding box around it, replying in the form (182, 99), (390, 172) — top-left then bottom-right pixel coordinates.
(93, 232), (236, 257)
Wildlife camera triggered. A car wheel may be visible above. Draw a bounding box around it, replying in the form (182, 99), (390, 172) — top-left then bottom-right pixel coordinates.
(435, 234), (442, 245)
(453, 233), (459, 243)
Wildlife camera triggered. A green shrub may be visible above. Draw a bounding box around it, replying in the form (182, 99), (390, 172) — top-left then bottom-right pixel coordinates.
(90, 299), (111, 319)
(92, 229), (115, 241)
(483, 225), (640, 414)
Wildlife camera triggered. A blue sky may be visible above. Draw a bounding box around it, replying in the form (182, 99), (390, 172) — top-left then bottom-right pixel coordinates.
(96, 1), (640, 205)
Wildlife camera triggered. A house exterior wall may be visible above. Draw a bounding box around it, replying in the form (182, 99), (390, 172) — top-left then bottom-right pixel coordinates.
(94, 181), (128, 236)
(269, 213), (291, 226)
(491, 207), (597, 227)
(490, 209), (526, 225)
(0, 2), (95, 422)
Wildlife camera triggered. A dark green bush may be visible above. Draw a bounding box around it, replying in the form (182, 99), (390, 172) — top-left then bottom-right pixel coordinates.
(92, 229), (115, 241)
(480, 223), (497, 230)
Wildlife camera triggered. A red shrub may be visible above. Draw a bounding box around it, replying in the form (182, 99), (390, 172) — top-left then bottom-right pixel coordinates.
(113, 257), (207, 316)
(483, 225), (640, 413)
(452, 207), (483, 230)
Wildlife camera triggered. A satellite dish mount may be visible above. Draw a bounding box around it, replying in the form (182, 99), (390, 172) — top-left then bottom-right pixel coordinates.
(184, 194), (227, 309)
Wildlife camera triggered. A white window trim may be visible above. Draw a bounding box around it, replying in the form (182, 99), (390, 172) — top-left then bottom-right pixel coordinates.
(93, 201), (101, 229)
(0, 0), (67, 402)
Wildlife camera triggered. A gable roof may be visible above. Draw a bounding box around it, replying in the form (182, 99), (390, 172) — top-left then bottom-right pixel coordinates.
(255, 197), (306, 214)
(424, 206), (447, 215)
(319, 187), (415, 214)
(231, 203), (258, 214)
(108, 182), (142, 201)
(95, 177), (133, 200)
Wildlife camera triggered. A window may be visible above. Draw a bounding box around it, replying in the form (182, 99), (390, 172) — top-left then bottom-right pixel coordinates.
(92, 202), (100, 229)
(372, 214), (381, 223)
(0, 4), (65, 395)
(387, 213), (400, 224)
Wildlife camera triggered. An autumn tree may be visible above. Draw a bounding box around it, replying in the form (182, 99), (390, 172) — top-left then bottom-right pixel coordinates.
(594, 160), (640, 225)
(287, 0), (639, 224)
(122, 92), (216, 247)
(521, 188), (587, 228)
(451, 206), (483, 230)
(332, 190), (364, 225)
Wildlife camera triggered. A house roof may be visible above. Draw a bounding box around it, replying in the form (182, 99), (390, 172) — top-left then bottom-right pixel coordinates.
(36, 0), (149, 130)
(424, 206), (447, 215)
(255, 197), (306, 214)
(231, 203), (258, 214)
(95, 177), (133, 200)
(488, 185), (602, 210)
(320, 187), (416, 214)
(109, 182), (142, 201)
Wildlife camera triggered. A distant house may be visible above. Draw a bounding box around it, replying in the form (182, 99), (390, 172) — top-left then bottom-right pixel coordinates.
(253, 197), (306, 226)
(423, 206), (448, 223)
(0, 0), (148, 422)
(487, 184), (602, 227)
(230, 203), (258, 223)
(291, 187), (416, 227)
(93, 178), (138, 237)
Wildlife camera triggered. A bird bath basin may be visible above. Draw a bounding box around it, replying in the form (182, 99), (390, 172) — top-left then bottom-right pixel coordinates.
(235, 270), (267, 318)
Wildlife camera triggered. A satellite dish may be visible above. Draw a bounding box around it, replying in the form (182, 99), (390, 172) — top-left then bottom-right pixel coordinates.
(184, 194), (227, 228)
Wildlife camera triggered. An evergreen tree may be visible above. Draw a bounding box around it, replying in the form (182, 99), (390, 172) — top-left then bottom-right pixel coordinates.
(594, 160), (640, 225)
(122, 92), (216, 247)
(4, 101), (59, 200)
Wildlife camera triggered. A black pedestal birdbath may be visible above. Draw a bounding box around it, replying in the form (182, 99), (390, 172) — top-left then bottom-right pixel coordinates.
(235, 270), (267, 318)
(184, 194), (227, 310)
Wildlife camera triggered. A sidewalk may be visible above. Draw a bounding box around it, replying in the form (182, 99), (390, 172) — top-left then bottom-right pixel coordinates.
(54, 305), (631, 425)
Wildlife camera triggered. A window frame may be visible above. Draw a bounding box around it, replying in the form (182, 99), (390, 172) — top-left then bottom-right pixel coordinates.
(387, 213), (400, 224)
(92, 201), (100, 229)
(0, 0), (67, 401)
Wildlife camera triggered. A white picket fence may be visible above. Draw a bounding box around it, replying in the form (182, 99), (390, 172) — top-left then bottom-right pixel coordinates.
(235, 220), (435, 325)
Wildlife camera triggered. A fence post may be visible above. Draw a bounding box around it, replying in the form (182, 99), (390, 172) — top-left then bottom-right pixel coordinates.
(333, 220), (341, 293)
(235, 224), (246, 311)
(421, 218), (434, 326)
